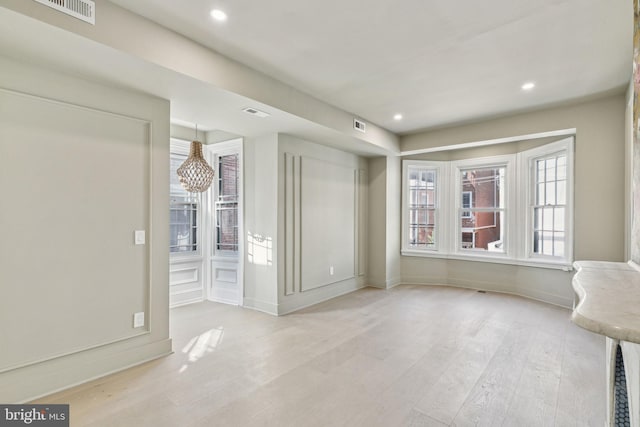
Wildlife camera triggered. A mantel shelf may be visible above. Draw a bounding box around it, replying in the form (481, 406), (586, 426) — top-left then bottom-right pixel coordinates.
(572, 260), (640, 343)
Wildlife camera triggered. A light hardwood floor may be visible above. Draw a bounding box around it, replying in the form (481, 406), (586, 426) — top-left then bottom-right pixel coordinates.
(35, 285), (605, 426)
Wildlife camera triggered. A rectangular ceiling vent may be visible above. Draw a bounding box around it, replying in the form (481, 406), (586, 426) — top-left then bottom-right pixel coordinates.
(33, 0), (96, 25)
(242, 107), (270, 118)
(354, 118), (366, 133)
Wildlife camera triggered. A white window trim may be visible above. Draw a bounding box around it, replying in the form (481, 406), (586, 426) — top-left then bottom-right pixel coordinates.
(170, 138), (203, 260)
(517, 136), (574, 267)
(205, 140), (243, 260)
(401, 160), (448, 254)
(451, 154), (515, 261)
(401, 137), (574, 270)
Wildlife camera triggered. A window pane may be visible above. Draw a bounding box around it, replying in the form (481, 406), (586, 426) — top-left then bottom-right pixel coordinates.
(170, 154), (187, 194)
(533, 230), (542, 254)
(169, 225), (178, 248)
(170, 152), (199, 254)
(536, 160), (545, 183)
(427, 210), (436, 225)
(169, 201), (198, 252)
(418, 189), (427, 205)
(542, 207), (554, 231)
(407, 166), (438, 249)
(534, 207), (542, 230)
(556, 180), (567, 205)
(409, 227), (417, 244)
(460, 210), (503, 252)
(556, 156), (567, 180)
(545, 182), (556, 205)
(553, 232), (565, 257)
(462, 191), (472, 218)
(537, 183), (545, 205)
(216, 203), (238, 251)
(531, 152), (568, 258)
(541, 231), (553, 256)
(461, 167), (505, 209)
(425, 170), (435, 185)
(216, 154), (240, 252)
(421, 226), (435, 245)
(554, 207), (565, 231)
(410, 188), (417, 205)
(218, 154), (239, 199)
(545, 157), (556, 181)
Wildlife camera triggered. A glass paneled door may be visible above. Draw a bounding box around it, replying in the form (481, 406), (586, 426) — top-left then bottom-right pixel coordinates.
(207, 140), (243, 305)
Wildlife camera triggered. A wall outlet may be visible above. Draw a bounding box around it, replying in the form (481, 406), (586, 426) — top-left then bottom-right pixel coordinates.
(134, 230), (145, 245)
(133, 311), (145, 328)
(329, 266), (334, 275)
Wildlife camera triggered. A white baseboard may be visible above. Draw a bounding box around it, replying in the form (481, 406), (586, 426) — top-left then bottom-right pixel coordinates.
(400, 278), (573, 309)
(243, 297), (278, 316)
(277, 279), (365, 315)
(4, 338), (173, 404)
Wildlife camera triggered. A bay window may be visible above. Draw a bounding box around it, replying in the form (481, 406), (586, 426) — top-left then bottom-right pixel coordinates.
(401, 137), (574, 269)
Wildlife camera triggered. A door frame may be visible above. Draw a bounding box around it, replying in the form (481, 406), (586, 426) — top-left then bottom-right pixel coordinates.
(205, 138), (244, 306)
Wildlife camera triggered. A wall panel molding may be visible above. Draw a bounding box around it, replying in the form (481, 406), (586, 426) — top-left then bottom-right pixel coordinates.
(277, 135), (369, 314)
(0, 87), (153, 374)
(169, 267), (199, 286)
(299, 156), (356, 292)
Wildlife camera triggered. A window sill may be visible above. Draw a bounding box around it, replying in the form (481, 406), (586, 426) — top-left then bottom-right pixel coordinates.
(170, 254), (203, 263)
(401, 249), (573, 271)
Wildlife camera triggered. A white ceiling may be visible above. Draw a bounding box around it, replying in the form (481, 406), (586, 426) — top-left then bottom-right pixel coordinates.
(0, 6), (393, 156)
(108, 0), (632, 134)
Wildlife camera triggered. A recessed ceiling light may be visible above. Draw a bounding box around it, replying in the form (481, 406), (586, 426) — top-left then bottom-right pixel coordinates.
(393, 114), (403, 121)
(521, 82), (535, 91)
(210, 9), (227, 22)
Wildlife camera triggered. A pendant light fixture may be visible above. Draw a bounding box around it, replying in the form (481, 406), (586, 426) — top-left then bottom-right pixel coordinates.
(177, 125), (215, 193)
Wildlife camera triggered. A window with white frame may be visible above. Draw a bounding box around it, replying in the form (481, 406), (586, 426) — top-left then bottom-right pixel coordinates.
(401, 137), (574, 268)
(525, 142), (572, 261)
(170, 152), (200, 254)
(459, 166), (506, 253)
(214, 153), (239, 253)
(403, 162), (442, 250)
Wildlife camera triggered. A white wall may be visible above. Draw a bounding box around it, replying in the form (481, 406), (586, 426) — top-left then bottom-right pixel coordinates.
(396, 94), (626, 307)
(243, 134), (279, 314)
(244, 133), (368, 315)
(625, 81), (633, 262)
(0, 56), (171, 402)
(367, 157), (388, 287)
(277, 134), (368, 314)
(385, 156), (402, 287)
(627, 79), (640, 264)
(367, 156), (402, 289)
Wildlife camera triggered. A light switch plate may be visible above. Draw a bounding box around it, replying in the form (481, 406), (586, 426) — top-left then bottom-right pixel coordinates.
(133, 312), (145, 328)
(134, 230), (145, 245)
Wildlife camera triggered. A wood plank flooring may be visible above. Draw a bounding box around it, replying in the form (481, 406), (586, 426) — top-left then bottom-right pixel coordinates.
(35, 285), (605, 426)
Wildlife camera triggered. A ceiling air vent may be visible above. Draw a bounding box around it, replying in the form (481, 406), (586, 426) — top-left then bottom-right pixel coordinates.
(354, 118), (366, 133)
(242, 107), (270, 118)
(33, 0), (96, 25)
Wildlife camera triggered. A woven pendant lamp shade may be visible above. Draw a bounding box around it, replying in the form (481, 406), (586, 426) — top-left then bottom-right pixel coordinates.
(177, 141), (214, 193)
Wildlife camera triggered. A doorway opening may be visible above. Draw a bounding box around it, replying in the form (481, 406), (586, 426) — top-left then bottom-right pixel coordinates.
(169, 137), (243, 308)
